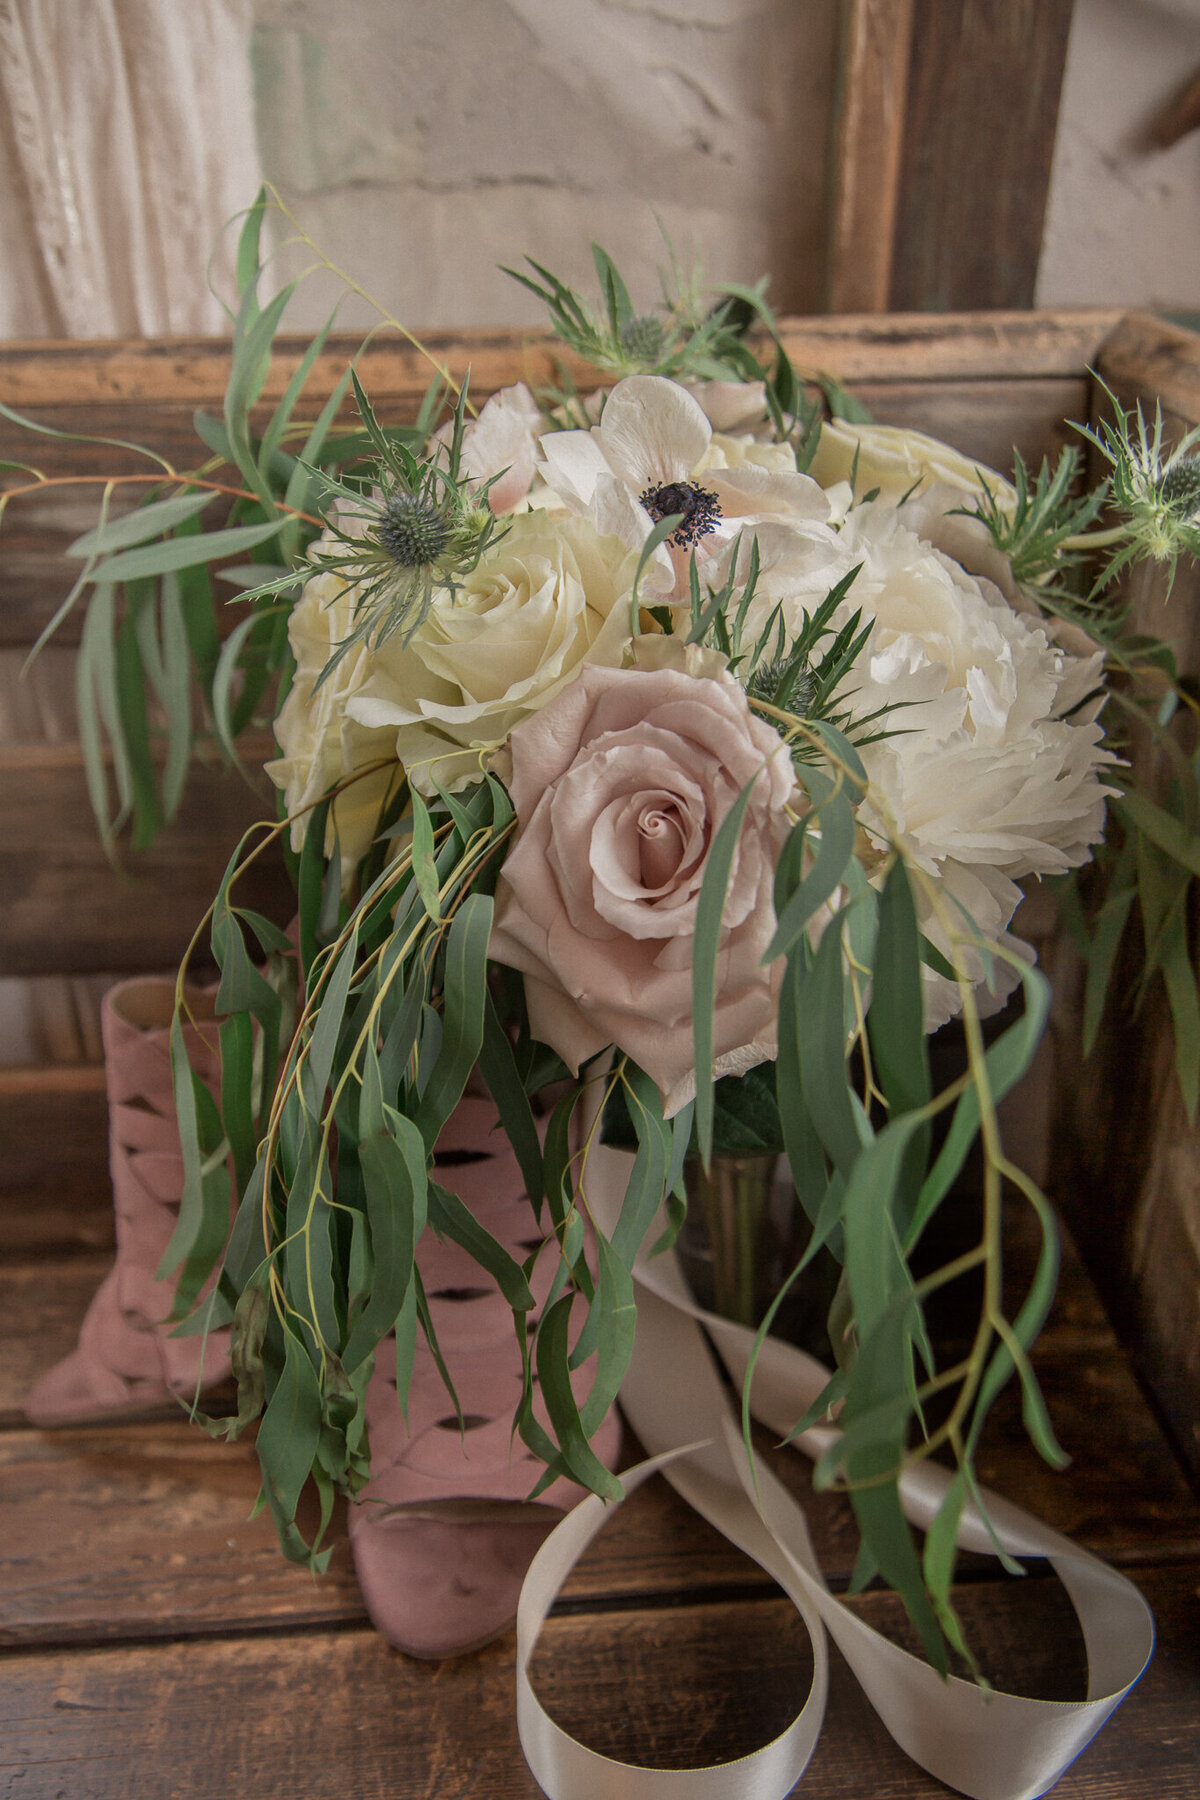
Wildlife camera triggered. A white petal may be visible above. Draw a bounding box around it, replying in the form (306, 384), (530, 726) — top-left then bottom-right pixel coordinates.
(596, 375), (712, 489)
(538, 429), (611, 510)
(711, 465), (832, 522)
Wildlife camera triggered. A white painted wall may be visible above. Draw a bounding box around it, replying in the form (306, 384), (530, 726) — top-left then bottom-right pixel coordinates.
(251, 0), (840, 331)
(1038, 0), (1200, 312)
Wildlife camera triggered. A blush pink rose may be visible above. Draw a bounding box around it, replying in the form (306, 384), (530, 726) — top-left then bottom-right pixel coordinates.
(488, 661), (796, 1117)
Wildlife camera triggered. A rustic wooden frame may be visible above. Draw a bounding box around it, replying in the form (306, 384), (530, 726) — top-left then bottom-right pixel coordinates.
(829, 0), (1077, 312)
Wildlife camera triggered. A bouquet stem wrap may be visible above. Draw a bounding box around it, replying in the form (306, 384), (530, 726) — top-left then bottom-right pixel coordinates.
(515, 1145), (1155, 1800)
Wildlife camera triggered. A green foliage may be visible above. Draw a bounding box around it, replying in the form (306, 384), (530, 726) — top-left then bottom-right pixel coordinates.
(961, 398), (1200, 1118)
(686, 556), (896, 761)
(17, 191), (418, 856)
(964, 446), (1106, 592)
(501, 241), (764, 384)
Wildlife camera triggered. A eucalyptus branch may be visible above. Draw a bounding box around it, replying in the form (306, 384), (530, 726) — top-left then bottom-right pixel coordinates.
(0, 469), (325, 528)
(262, 184), (471, 409)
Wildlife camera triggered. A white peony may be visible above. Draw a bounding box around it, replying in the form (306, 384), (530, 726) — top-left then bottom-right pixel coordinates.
(345, 510), (642, 795)
(827, 502), (1114, 1026)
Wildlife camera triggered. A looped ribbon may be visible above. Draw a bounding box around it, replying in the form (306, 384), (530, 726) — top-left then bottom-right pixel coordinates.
(516, 1147), (1155, 1800)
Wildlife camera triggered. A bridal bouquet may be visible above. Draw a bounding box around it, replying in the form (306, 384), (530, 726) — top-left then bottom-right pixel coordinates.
(13, 201), (1200, 1673)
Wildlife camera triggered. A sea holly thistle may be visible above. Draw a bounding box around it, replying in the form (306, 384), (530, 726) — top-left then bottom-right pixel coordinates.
(1075, 383), (1200, 594)
(236, 372), (505, 688)
(502, 241), (766, 384)
(685, 550), (894, 761)
(505, 243), (847, 473)
(965, 388), (1200, 604)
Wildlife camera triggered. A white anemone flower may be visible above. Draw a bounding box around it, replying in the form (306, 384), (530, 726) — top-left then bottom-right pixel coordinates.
(538, 374), (831, 600)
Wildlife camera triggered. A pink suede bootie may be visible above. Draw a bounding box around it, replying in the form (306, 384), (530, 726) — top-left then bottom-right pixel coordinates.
(25, 977), (233, 1427)
(349, 1092), (622, 1659)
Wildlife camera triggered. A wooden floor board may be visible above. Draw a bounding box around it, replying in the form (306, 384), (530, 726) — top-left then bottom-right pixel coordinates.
(4, 1106), (1198, 1798)
(3, 1209), (1198, 1652)
(0, 1420), (857, 1649)
(1, 1564), (1194, 1800)
(5, 1362), (1198, 1654)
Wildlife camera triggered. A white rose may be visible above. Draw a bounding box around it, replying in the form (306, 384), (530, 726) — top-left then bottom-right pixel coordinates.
(808, 420), (1017, 511)
(346, 511), (642, 794)
(265, 560), (399, 878)
(699, 431), (800, 477)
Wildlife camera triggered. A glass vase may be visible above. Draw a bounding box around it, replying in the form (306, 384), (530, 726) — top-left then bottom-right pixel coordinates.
(673, 1153), (837, 1355)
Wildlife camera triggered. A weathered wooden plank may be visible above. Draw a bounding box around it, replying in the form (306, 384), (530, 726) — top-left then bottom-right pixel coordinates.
(0, 739), (292, 977)
(846, 375), (1088, 473)
(828, 0), (915, 313)
(1096, 311), (1200, 432)
(1052, 316), (1200, 1488)
(0, 1066), (113, 1255)
(0, 1425), (361, 1648)
(890, 0), (1076, 312)
(0, 1420), (848, 1649)
(5, 1340), (1196, 1657)
(0, 313), (1124, 411)
(0, 1563), (1194, 1800)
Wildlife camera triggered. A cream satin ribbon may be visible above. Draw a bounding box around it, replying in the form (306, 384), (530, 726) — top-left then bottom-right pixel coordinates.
(516, 1146), (1155, 1800)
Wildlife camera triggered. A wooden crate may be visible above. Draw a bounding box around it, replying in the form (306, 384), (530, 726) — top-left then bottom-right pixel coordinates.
(3, 311), (1200, 1799)
(2, 305), (1198, 1460)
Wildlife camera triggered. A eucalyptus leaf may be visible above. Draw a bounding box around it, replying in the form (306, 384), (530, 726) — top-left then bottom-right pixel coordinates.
(534, 1294), (622, 1500)
(67, 490), (216, 557)
(692, 777), (759, 1162)
(88, 519), (286, 585)
(414, 892), (492, 1148)
(256, 1328), (325, 1565)
(344, 1115), (428, 1371)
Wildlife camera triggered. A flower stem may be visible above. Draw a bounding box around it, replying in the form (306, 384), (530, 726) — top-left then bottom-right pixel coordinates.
(1059, 524), (1126, 552)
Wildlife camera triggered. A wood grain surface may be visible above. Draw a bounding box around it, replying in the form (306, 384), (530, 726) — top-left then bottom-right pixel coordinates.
(889, 0), (1076, 312)
(1, 1563), (1196, 1800)
(828, 0), (916, 313)
(4, 1154), (1198, 1794)
(0, 311), (1124, 407)
(0, 739), (291, 977)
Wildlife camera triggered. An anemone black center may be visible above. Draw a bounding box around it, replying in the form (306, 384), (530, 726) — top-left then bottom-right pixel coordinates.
(639, 480), (722, 547)
(377, 491), (450, 568)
